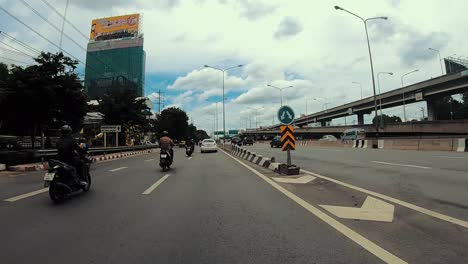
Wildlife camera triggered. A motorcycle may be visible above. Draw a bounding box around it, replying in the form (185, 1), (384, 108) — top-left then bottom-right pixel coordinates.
(159, 149), (172, 171)
(44, 154), (92, 203)
(185, 144), (194, 156)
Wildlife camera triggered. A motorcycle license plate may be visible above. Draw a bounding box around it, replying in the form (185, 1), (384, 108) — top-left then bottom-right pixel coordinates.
(44, 172), (55, 181)
(161, 154), (168, 158)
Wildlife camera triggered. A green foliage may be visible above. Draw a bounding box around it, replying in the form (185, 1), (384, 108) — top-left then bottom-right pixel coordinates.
(195, 130), (210, 141)
(157, 107), (189, 140)
(0, 53), (87, 146)
(97, 88), (151, 144)
(372, 114), (402, 127)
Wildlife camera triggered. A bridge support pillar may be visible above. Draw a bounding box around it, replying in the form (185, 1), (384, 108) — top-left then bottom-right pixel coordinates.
(426, 100), (437, 121)
(357, 113), (365, 125)
(320, 120), (327, 127)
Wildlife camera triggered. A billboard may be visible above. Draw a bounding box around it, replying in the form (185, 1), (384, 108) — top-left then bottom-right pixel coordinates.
(90, 14), (140, 41)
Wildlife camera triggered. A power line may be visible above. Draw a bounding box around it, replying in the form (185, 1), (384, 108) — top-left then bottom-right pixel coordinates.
(0, 39), (38, 58)
(0, 31), (41, 55)
(16, 0), (119, 74)
(40, 0), (89, 40)
(0, 46), (35, 58)
(0, 56), (30, 65)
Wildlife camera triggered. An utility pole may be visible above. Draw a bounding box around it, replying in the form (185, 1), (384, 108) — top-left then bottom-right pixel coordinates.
(59, 0), (70, 51)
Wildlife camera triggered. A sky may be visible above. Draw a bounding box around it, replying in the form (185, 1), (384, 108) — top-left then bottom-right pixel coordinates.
(0, 0), (466, 134)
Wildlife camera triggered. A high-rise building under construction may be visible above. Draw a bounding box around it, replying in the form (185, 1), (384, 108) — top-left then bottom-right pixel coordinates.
(84, 14), (145, 99)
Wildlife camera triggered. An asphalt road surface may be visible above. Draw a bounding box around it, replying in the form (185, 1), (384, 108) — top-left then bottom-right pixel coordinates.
(0, 145), (467, 263)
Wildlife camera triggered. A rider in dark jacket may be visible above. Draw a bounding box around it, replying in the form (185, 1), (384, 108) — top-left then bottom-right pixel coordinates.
(56, 125), (87, 186)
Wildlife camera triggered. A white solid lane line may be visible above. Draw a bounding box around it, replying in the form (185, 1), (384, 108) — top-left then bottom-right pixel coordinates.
(188, 157), (192, 160)
(371, 161), (431, 169)
(4, 188), (49, 202)
(301, 169), (468, 229)
(220, 148), (407, 264)
(142, 174), (170, 195)
(434, 156), (465, 159)
(109, 167), (128, 172)
(144, 159), (155, 162)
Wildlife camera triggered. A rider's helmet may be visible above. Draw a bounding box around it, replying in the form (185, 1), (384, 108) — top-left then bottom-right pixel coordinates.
(60, 125), (72, 136)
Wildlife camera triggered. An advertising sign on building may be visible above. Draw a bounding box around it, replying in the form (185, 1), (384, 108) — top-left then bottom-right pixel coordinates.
(90, 14), (140, 41)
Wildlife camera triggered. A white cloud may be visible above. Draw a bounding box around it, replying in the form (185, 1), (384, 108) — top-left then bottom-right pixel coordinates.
(274, 17), (303, 39)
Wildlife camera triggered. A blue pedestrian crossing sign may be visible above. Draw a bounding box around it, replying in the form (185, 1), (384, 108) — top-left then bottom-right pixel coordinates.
(277, 105), (295, 125)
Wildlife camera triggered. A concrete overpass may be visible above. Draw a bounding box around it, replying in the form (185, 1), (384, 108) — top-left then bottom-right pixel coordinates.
(266, 71), (468, 129)
(242, 120), (468, 139)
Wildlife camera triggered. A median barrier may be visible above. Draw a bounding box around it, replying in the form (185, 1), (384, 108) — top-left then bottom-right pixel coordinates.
(418, 139), (453, 151)
(456, 138), (467, 152)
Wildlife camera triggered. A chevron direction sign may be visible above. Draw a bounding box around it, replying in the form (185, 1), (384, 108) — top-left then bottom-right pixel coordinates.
(280, 125), (295, 151)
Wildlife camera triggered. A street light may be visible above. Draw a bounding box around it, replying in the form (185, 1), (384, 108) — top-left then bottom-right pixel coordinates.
(335, 5), (387, 137)
(428, 48), (444, 75)
(267, 84), (293, 107)
(401, 69), (419, 121)
(248, 106), (264, 129)
(204, 64), (243, 142)
(305, 98), (314, 115)
(352, 82), (363, 99)
(205, 100), (220, 135)
(377, 72), (393, 125)
(206, 118), (215, 138)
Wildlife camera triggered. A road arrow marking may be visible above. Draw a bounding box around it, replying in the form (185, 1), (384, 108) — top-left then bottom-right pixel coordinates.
(320, 196), (394, 222)
(273, 175), (316, 184)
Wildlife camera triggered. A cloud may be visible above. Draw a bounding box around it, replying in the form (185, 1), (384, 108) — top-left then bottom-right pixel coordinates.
(385, 0), (401, 7)
(68, 0), (179, 11)
(274, 17), (303, 40)
(168, 68), (246, 92)
(237, 0), (276, 21)
(398, 30), (449, 67)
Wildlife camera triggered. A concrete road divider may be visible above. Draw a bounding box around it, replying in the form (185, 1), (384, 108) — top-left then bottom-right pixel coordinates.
(457, 138), (467, 152)
(7, 149), (157, 172)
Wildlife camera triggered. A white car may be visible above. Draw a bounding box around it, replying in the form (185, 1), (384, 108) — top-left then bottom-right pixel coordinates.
(319, 135), (338, 141)
(200, 139), (218, 153)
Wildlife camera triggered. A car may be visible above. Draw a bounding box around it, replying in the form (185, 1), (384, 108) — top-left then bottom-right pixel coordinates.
(341, 128), (365, 142)
(319, 135), (338, 141)
(178, 140), (186, 147)
(270, 136), (282, 148)
(231, 136), (242, 146)
(243, 137), (254, 146)
(200, 139), (217, 153)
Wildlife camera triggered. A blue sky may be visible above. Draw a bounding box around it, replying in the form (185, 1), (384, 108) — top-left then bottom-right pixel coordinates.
(1, 0), (467, 134)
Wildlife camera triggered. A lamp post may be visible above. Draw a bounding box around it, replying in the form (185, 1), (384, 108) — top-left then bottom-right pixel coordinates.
(206, 100), (220, 135)
(305, 98), (314, 115)
(248, 106), (264, 129)
(352, 82), (363, 99)
(267, 84), (293, 107)
(428, 48), (444, 75)
(335, 5), (387, 138)
(206, 118), (215, 138)
(204, 64), (243, 142)
(377, 72), (393, 125)
(401, 69), (419, 121)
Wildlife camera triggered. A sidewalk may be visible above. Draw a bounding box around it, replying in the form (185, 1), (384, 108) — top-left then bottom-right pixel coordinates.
(6, 148), (158, 172)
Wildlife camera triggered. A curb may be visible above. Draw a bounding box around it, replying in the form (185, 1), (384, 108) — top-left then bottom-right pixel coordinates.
(7, 149), (157, 172)
(229, 144), (280, 173)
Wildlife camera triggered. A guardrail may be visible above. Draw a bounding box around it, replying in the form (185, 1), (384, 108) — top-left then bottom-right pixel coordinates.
(0, 145), (159, 166)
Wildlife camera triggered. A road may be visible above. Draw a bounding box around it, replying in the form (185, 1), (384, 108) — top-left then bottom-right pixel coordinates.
(0, 145), (466, 263)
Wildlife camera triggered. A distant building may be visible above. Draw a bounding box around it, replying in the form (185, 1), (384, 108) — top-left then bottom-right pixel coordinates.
(84, 14), (145, 99)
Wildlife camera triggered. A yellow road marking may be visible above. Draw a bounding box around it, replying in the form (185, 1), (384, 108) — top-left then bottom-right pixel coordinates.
(220, 148), (407, 264)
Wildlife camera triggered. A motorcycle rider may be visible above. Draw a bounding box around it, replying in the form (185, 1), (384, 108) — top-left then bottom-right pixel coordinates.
(160, 131), (175, 162)
(56, 125), (87, 186)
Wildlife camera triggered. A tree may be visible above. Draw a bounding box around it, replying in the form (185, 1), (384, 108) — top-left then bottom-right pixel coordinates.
(0, 52), (87, 148)
(157, 107), (189, 140)
(372, 114), (402, 127)
(195, 130), (210, 141)
(97, 88), (151, 145)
